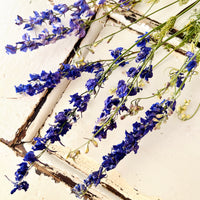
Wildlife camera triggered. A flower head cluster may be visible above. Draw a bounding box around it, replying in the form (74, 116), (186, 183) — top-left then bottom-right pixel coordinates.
(14, 62), (104, 96)
(135, 33), (151, 63)
(127, 65), (153, 82)
(11, 181), (29, 194)
(70, 93), (91, 112)
(15, 4), (68, 30)
(176, 72), (185, 89)
(72, 100), (176, 198)
(15, 70), (62, 96)
(185, 51), (197, 71)
(84, 62), (105, 92)
(116, 80), (141, 98)
(110, 47), (129, 67)
(14, 162), (29, 182)
(5, 0), (95, 54)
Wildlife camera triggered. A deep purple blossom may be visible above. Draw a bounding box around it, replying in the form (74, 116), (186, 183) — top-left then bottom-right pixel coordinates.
(44, 126), (61, 143)
(23, 151), (37, 163)
(62, 64), (81, 80)
(71, 183), (87, 198)
(128, 85), (141, 96)
(16, 33), (40, 52)
(72, 0), (90, 18)
(52, 24), (67, 38)
(176, 73), (185, 89)
(186, 51), (197, 71)
(55, 112), (67, 123)
(68, 18), (86, 38)
(110, 47), (129, 67)
(15, 15), (24, 25)
(69, 93), (91, 112)
(116, 80), (128, 98)
(139, 65), (153, 81)
(135, 46), (152, 63)
(135, 32), (151, 63)
(14, 162), (29, 181)
(5, 45), (17, 54)
(126, 67), (139, 78)
(93, 125), (107, 140)
(84, 167), (106, 187)
(81, 62), (103, 73)
(32, 137), (47, 151)
(53, 4), (69, 14)
(11, 181), (29, 194)
(103, 96), (120, 113)
(136, 32), (150, 47)
(23, 84), (36, 96)
(106, 119), (117, 131)
(85, 78), (98, 91)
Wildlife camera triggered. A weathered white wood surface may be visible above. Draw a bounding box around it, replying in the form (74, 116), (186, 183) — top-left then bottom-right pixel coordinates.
(1, 0), (200, 200)
(0, 0), (79, 142)
(39, 16), (200, 200)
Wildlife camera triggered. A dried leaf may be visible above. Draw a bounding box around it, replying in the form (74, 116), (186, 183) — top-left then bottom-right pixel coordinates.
(91, 139), (98, 147)
(85, 144), (89, 154)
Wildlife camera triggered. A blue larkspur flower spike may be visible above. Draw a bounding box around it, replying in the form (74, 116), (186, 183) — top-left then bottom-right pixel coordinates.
(72, 100), (176, 198)
(15, 62), (104, 96)
(126, 67), (139, 78)
(15, 4), (68, 29)
(6, 1), (93, 54)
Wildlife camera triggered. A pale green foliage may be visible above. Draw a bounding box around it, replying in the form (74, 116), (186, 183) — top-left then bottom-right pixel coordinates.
(145, 0), (160, 3)
(179, 0), (189, 5)
(154, 16), (177, 42)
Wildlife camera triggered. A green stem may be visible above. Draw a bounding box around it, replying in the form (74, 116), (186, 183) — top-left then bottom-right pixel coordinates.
(78, 0), (179, 51)
(186, 103), (200, 120)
